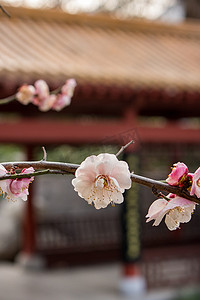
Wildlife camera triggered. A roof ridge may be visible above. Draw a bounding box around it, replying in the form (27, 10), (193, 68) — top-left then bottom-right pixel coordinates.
(1, 5), (200, 36)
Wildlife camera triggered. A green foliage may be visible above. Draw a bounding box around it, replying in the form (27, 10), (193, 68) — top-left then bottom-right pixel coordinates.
(0, 144), (25, 162)
(173, 290), (200, 300)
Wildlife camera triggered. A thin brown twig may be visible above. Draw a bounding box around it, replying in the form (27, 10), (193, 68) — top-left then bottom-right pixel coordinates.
(0, 169), (66, 180)
(0, 95), (16, 105)
(116, 140), (134, 157)
(41, 146), (47, 161)
(2, 161), (78, 174)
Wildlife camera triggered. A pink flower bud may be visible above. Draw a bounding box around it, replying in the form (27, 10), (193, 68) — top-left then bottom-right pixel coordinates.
(166, 162), (188, 186)
(61, 79), (76, 97)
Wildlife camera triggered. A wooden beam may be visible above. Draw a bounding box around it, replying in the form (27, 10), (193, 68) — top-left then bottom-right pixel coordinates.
(0, 119), (199, 145)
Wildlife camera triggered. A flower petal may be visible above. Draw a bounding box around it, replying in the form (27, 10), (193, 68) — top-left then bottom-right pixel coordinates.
(95, 153), (118, 175)
(110, 161), (131, 189)
(166, 162), (188, 186)
(146, 199), (168, 222)
(190, 167), (200, 198)
(165, 214), (180, 231)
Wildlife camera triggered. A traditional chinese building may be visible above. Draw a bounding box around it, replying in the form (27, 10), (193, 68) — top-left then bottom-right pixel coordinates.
(0, 5), (200, 289)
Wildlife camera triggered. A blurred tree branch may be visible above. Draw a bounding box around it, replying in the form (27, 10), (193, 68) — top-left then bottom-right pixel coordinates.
(0, 4), (10, 17)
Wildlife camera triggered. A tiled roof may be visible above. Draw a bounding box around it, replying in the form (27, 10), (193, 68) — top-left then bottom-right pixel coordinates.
(1, 6), (200, 91)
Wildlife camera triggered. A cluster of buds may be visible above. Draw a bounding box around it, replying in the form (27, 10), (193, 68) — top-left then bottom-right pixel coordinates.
(146, 162), (200, 231)
(16, 79), (76, 112)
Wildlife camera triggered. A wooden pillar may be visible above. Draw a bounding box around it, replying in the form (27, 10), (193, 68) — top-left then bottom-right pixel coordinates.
(119, 152), (146, 295)
(16, 145), (44, 268)
(22, 145), (36, 255)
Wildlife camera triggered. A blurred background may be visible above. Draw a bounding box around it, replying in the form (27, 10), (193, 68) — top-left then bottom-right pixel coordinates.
(0, 0), (200, 299)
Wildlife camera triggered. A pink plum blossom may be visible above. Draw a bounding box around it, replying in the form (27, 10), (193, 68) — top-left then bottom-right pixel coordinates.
(0, 164), (9, 196)
(34, 80), (49, 100)
(16, 78), (76, 112)
(72, 153), (132, 209)
(53, 94), (71, 111)
(37, 94), (57, 112)
(61, 79), (77, 97)
(53, 79), (77, 111)
(190, 167), (200, 198)
(146, 194), (196, 230)
(16, 84), (35, 105)
(33, 80), (55, 111)
(166, 162), (188, 186)
(0, 165), (34, 202)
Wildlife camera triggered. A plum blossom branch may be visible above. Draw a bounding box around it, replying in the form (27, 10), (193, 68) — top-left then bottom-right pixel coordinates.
(131, 173), (200, 204)
(2, 161), (78, 174)
(0, 169), (66, 180)
(1, 160), (200, 205)
(145, 162), (200, 230)
(0, 79), (76, 112)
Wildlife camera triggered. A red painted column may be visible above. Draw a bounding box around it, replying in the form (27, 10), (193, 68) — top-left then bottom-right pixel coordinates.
(16, 145), (42, 268)
(22, 145), (36, 255)
(123, 263), (141, 277)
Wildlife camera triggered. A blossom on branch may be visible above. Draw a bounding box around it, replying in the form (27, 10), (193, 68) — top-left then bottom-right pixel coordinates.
(33, 79), (57, 112)
(61, 79), (77, 98)
(146, 193), (196, 231)
(34, 93), (57, 112)
(16, 84), (35, 105)
(72, 153), (132, 209)
(0, 164), (9, 196)
(166, 162), (188, 186)
(16, 79), (76, 112)
(34, 79), (49, 100)
(0, 165), (34, 202)
(190, 167), (200, 198)
(53, 79), (77, 111)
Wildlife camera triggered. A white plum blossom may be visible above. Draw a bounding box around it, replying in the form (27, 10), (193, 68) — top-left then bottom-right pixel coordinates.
(72, 153), (132, 209)
(16, 84), (35, 105)
(146, 194), (196, 231)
